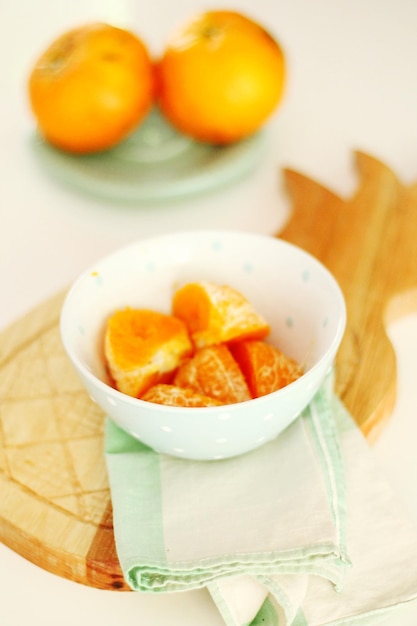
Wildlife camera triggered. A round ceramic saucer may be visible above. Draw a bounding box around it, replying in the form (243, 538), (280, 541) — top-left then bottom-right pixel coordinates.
(29, 109), (265, 203)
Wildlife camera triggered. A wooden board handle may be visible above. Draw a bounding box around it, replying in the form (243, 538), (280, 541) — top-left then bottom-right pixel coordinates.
(279, 151), (417, 439)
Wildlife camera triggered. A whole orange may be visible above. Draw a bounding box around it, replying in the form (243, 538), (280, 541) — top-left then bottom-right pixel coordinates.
(156, 11), (285, 144)
(28, 23), (155, 154)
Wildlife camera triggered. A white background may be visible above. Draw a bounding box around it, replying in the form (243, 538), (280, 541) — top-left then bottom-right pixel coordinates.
(1, 0), (417, 624)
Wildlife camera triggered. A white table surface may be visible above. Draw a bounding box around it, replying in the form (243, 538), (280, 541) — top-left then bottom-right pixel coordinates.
(2, 0), (417, 624)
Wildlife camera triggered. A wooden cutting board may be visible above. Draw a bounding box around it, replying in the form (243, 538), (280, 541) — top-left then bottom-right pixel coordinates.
(1, 151), (416, 590)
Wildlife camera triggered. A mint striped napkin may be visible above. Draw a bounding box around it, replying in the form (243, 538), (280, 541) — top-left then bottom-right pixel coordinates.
(104, 377), (417, 625)
(209, 393), (417, 626)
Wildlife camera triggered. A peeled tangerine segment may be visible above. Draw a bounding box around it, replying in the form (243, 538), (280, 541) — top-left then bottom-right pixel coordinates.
(230, 340), (303, 398)
(141, 384), (222, 407)
(174, 344), (251, 404)
(104, 308), (192, 398)
(172, 281), (270, 349)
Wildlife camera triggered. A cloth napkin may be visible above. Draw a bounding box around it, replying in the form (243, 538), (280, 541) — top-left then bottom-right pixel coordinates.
(104, 375), (417, 625)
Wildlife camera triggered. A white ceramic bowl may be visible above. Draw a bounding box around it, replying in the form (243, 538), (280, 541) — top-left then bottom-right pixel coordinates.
(60, 230), (346, 461)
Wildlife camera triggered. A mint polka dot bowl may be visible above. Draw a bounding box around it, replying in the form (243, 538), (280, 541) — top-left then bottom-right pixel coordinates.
(60, 230), (346, 461)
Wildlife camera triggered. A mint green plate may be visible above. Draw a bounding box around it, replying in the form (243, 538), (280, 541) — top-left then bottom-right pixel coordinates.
(29, 109), (265, 203)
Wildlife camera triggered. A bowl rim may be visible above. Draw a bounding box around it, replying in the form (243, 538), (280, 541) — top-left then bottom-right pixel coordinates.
(60, 229), (347, 414)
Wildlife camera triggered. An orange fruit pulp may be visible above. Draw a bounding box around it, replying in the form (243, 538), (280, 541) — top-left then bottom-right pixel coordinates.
(28, 23), (155, 154)
(172, 281), (270, 349)
(230, 340), (303, 398)
(156, 10), (285, 144)
(174, 344), (251, 404)
(141, 384), (222, 407)
(104, 308), (192, 398)
(102, 283), (302, 407)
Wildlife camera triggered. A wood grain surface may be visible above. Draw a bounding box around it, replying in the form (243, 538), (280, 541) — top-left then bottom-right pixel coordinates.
(0, 151), (416, 590)
(281, 151), (417, 439)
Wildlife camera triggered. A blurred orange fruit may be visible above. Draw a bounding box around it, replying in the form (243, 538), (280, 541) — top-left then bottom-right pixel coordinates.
(156, 10), (285, 144)
(104, 308), (192, 398)
(28, 23), (155, 154)
(230, 340), (302, 397)
(172, 281), (270, 348)
(141, 384), (222, 407)
(174, 345), (251, 404)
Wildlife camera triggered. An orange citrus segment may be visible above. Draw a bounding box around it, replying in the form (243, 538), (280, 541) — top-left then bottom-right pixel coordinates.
(174, 344), (251, 404)
(230, 340), (303, 398)
(104, 308), (192, 398)
(172, 281), (270, 348)
(141, 384), (222, 407)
